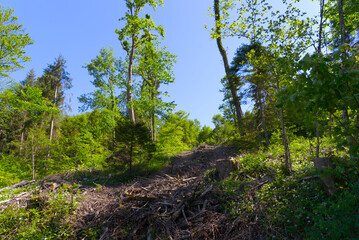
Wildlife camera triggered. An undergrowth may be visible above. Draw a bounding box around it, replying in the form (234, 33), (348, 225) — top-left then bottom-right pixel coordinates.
(220, 136), (359, 239)
(0, 186), (79, 239)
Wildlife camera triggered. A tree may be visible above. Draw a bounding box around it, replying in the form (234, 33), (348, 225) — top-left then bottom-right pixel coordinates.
(116, 0), (164, 123)
(79, 47), (125, 113)
(211, 0), (244, 131)
(0, 6), (32, 78)
(135, 41), (176, 141)
(38, 56), (72, 163)
(157, 111), (201, 156)
(231, 42), (270, 146)
(0, 83), (58, 179)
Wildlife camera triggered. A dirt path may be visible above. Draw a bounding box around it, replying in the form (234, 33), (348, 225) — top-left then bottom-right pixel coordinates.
(73, 145), (241, 239)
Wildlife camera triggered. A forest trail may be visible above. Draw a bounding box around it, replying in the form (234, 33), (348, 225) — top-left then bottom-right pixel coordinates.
(72, 144), (242, 239)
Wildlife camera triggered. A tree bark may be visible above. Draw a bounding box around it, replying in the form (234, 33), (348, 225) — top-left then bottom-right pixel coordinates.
(329, 113), (332, 139)
(31, 131), (35, 180)
(337, 0), (351, 147)
(275, 73), (291, 172)
(315, 0), (325, 159)
(258, 87), (269, 146)
(19, 130), (24, 157)
(279, 108), (292, 172)
(214, 0), (244, 131)
(337, 0), (346, 46)
(46, 85), (58, 162)
(316, 113), (320, 158)
(127, 35), (136, 124)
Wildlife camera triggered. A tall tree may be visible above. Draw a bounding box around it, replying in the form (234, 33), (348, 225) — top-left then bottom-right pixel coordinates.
(212, 0), (244, 131)
(38, 56), (72, 162)
(116, 0), (164, 124)
(136, 41), (176, 141)
(79, 47), (124, 150)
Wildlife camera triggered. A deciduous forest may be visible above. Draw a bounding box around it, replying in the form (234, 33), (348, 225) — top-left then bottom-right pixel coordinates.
(0, 0), (358, 239)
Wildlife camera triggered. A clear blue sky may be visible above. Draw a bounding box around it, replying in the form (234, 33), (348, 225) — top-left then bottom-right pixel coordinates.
(2, 0), (318, 127)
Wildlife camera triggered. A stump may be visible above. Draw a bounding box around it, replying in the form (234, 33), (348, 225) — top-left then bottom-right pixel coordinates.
(313, 157), (337, 196)
(216, 158), (235, 180)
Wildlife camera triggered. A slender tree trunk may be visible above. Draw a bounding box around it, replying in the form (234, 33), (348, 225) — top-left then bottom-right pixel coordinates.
(275, 74), (291, 172)
(338, 0), (346, 47)
(258, 87), (269, 146)
(337, 0), (350, 131)
(46, 85), (58, 163)
(151, 91), (157, 141)
(127, 35), (136, 124)
(279, 108), (292, 172)
(214, 0), (244, 132)
(315, 0), (325, 159)
(316, 113), (320, 158)
(152, 112), (156, 141)
(329, 113), (332, 139)
(19, 131), (24, 157)
(19, 114), (27, 157)
(31, 131), (35, 180)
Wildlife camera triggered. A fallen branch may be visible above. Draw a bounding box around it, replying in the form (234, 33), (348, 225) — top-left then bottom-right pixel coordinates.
(0, 180), (35, 192)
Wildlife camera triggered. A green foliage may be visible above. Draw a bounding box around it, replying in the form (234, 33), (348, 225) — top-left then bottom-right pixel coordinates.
(115, 0), (164, 52)
(79, 47), (124, 112)
(219, 134), (359, 239)
(157, 111), (201, 156)
(0, 6), (33, 78)
(0, 155), (31, 187)
(198, 126), (216, 145)
(55, 112), (112, 172)
(115, 119), (155, 170)
(0, 190), (78, 239)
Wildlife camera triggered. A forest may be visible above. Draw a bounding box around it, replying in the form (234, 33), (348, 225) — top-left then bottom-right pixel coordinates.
(0, 0), (358, 239)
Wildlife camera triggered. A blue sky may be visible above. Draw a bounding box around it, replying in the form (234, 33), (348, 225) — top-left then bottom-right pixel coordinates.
(2, 0), (318, 127)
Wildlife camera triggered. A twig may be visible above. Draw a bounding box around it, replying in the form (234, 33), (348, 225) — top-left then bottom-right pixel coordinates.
(200, 185), (213, 198)
(182, 206), (189, 225)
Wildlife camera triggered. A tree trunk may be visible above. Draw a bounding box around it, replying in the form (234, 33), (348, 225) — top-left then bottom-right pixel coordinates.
(315, 0), (324, 159)
(19, 130), (24, 157)
(19, 114), (27, 157)
(127, 35), (136, 124)
(275, 74), (291, 172)
(329, 113), (332, 139)
(46, 85), (58, 163)
(337, 0), (351, 142)
(316, 113), (320, 158)
(214, 0), (244, 131)
(152, 112), (156, 141)
(337, 0), (346, 46)
(31, 131), (35, 180)
(258, 87), (269, 146)
(279, 108), (292, 172)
